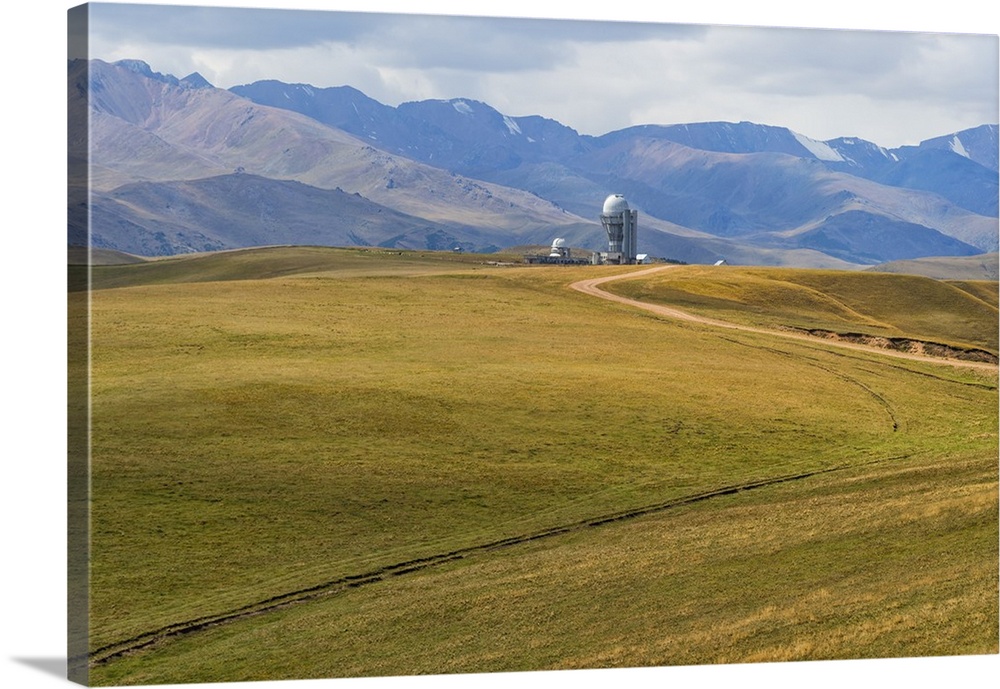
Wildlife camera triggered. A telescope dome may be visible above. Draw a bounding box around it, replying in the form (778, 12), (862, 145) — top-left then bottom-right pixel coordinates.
(602, 194), (630, 215)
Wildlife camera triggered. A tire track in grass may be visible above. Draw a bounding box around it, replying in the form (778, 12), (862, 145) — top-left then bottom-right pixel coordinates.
(86, 453), (913, 668)
(717, 336), (901, 433)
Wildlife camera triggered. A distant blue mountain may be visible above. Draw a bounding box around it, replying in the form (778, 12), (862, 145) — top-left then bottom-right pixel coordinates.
(70, 59), (998, 265)
(232, 79), (998, 223)
(911, 124), (998, 172)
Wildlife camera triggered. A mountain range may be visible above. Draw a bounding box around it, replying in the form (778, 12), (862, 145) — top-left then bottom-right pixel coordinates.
(69, 58), (999, 267)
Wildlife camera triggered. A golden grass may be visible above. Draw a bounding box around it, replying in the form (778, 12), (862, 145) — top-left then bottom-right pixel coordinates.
(606, 265), (999, 352)
(91, 451), (997, 684)
(81, 248), (998, 684)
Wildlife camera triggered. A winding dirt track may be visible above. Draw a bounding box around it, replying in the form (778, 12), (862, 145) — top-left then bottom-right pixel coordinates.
(569, 265), (999, 372)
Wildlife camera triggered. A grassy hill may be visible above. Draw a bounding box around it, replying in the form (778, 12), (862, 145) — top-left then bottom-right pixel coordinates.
(79, 247), (997, 684)
(79, 245), (523, 291)
(68, 246), (147, 265)
(867, 252), (999, 280)
(603, 264), (999, 354)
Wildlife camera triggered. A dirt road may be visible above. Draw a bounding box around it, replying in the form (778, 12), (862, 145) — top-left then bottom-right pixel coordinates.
(569, 265), (999, 372)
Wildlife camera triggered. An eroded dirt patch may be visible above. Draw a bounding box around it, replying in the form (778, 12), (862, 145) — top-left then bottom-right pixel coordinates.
(788, 328), (999, 365)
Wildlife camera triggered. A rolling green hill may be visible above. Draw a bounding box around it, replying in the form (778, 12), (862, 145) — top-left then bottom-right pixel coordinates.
(604, 264), (999, 354)
(868, 252), (999, 280)
(79, 248), (997, 684)
(79, 245), (521, 291)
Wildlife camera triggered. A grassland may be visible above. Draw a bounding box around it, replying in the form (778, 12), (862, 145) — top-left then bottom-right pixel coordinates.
(81, 247), (998, 684)
(868, 252), (999, 281)
(603, 264), (999, 353)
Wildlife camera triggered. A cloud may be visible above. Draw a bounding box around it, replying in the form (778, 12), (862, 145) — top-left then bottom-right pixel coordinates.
(88, 5), (380, 50)
(89, 5), (698, 71)
(84, 2), (997, 148)
(705, 26), (998, 104)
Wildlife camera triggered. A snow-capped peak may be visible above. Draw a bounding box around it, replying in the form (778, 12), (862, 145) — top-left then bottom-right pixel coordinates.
(791, 131), (844, 162)
(949, 135), (970, 159)
(452, 100), (474, 115)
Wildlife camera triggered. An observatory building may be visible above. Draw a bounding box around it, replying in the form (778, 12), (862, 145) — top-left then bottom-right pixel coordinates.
(524, 237), (591, 264)
(524, 194), (640, 265)
(549, 237), (570, 259)
(600, 194), (638, 265)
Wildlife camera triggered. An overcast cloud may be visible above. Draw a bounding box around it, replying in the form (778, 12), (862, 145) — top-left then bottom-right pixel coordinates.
(80, 1), (998, 148)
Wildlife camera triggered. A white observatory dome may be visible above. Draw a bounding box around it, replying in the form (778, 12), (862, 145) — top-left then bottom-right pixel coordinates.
(602, 194), (630, 215)
(551, 238), (567, 248)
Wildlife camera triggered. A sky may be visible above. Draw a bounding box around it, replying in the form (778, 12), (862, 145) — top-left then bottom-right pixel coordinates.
(76, 1), (1000, 149)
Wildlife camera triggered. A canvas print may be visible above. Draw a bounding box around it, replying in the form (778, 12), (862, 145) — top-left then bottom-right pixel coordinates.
(67, 2), (999, 686)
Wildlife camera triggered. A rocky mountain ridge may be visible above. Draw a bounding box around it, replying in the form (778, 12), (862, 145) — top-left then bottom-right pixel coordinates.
(71, 59), (998, 266)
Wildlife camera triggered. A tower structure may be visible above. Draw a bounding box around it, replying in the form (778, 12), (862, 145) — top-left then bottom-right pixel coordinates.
(600, 194), (638, 264)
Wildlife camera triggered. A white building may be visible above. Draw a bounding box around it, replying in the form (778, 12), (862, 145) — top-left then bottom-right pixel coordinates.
(599, 194), (638, 265)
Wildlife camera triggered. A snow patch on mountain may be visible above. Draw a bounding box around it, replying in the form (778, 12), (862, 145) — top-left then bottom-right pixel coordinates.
(452, 100), (474, 115)
(949, 135), (970, 158)
(792, 131), (844, 162)
(503, 115), (522, 135)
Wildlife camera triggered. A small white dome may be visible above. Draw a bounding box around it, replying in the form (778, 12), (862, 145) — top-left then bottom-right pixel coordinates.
(551, 237), (567, 248)
(602, 194), (629, 215)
